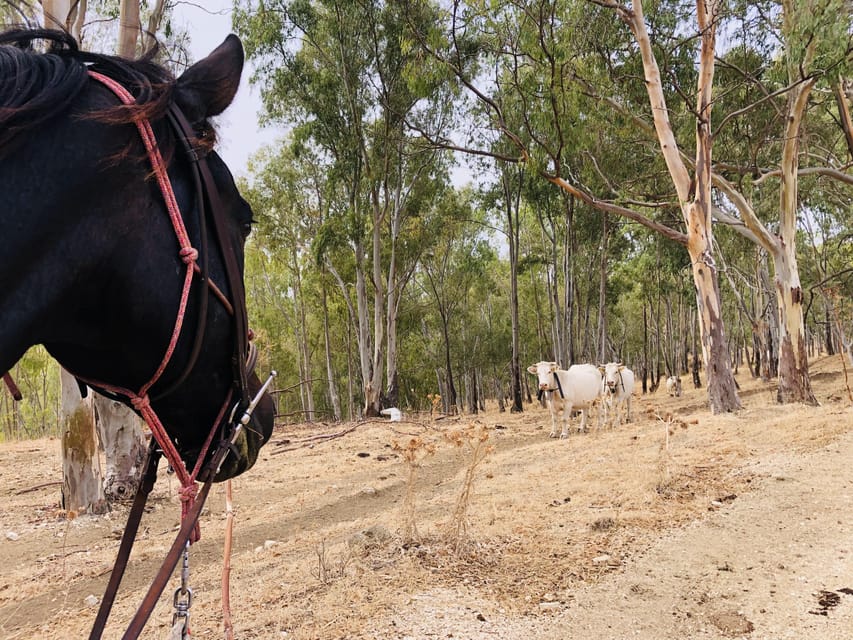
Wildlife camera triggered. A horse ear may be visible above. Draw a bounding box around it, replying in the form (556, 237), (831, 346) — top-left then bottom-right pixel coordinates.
(175, 34), (244, 123)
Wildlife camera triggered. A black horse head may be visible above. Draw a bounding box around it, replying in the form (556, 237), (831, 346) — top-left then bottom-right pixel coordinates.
(0, 29), (275, 481)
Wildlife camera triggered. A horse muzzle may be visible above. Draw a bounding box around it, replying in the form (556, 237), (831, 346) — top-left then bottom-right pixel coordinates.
(212, 370), (277, 482)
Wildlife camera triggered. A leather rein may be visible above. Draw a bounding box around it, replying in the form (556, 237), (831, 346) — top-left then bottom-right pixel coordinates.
(79, 71), (267, 639)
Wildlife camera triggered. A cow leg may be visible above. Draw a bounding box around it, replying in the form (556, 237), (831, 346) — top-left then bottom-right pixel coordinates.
(625, 396), (633, 423)
(579, 407), (589, 433)
(561, 404), (573, 438)
(548, 403), (560, 438)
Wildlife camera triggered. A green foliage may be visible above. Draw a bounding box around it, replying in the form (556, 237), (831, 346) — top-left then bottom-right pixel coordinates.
(0, 347), (61, 441)
(13, 0), (853, 436)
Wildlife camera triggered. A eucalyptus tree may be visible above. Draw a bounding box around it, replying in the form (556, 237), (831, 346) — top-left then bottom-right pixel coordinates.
(242, 145), (324, 421)
(407, 0), (740, 412)
(708, 0), (853, 404)
(235, 0), (454, 416)
(416, 189), (494, 413)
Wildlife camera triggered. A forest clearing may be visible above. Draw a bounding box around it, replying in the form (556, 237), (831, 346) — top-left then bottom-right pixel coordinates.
(1, 354), (852, 639)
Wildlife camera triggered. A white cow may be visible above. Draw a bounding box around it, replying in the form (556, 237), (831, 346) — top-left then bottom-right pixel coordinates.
(527, 361), (602, 438)
(599, 362), (634, 429)
(665, 375), (682, 397)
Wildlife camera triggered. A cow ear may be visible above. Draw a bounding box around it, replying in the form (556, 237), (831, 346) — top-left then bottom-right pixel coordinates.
(527, 365), (537, 374)
(618, 365), (625, 371)
(598, 366), (605, 373)
(175, 34), (244, 124)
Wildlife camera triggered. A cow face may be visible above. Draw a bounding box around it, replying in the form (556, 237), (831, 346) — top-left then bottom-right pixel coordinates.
(602, 362), (625, 394)
(527, 361), (558, 390)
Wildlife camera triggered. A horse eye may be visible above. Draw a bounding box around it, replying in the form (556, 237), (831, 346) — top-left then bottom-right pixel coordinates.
(241, 221), (253, 238)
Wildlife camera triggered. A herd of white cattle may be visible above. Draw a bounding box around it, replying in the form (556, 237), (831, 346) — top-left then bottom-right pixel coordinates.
(526, 360), (683, 439)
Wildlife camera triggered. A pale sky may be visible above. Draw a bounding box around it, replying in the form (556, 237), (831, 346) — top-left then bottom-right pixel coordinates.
(170, 1), (473, 186)
(171, 1), (281, 177)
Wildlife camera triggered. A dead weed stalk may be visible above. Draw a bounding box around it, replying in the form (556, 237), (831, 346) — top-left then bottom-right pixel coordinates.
(314, 538), (351, 585)
(392, 436), (437, 544)
(443, 423), (494, 552)
(651, 409), (691, 498)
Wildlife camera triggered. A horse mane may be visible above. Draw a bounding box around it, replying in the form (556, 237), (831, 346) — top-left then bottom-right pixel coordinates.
(0, 28), (210, 153)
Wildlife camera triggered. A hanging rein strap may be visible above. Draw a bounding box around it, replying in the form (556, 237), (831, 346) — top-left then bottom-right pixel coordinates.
(2, 372), (21, 401)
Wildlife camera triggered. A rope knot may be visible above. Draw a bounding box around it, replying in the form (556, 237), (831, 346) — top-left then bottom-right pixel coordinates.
(178, 483), (198, 504)
(131, 395), (151, 411)
(179, 483), (202, 543)
(180, 247), (199, 264)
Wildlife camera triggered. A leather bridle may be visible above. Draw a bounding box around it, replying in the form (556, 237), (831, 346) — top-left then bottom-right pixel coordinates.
(80, 71), (273, 640)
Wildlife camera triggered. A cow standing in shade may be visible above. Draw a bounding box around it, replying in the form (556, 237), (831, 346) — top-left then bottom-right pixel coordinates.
(666, 375), (683, 397)
(527, 361), (602, 438)
(599, 362), (635, 429)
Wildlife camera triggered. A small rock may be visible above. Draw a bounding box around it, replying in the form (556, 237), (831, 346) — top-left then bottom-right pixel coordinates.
(263, 540), (278, 550)
(348, 524), (392, 551)
(84, 595), (99, 607)
(5, 531), (19, 541)
(592, 554), (611, 564)
(539, 602), (562, 611)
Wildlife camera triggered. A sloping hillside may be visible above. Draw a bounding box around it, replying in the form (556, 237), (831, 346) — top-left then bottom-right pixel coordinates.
(1, 355), (851, 639)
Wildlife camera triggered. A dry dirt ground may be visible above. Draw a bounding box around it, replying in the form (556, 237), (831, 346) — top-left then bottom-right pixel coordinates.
(2, 355), (853, 639)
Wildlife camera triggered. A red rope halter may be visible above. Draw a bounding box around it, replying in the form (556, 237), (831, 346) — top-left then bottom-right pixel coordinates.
(84, 70), (226, 542)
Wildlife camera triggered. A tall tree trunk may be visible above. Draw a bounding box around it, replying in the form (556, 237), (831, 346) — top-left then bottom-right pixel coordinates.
(143, 0), (167, 51)
(833, 77), (853, 160)
(440, 311), (458, 414)
(385, 212), (401, 408)
(70, 0), (87, 42)
(563, 196), (575, 365)
(775, 79), (817, 404)
(369, 208), (386, 416)
(504, 169), (524, 412)
(117, 0), (140, 58)
(292, 246), (315, 420)
(354, 240), (378, 416)
(691, 310), (702, 389)
(321, 285), (342, 421)
(597, 213), (609, 363)
(42, 0), (72, 29)
(626, 0), (740, 412)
